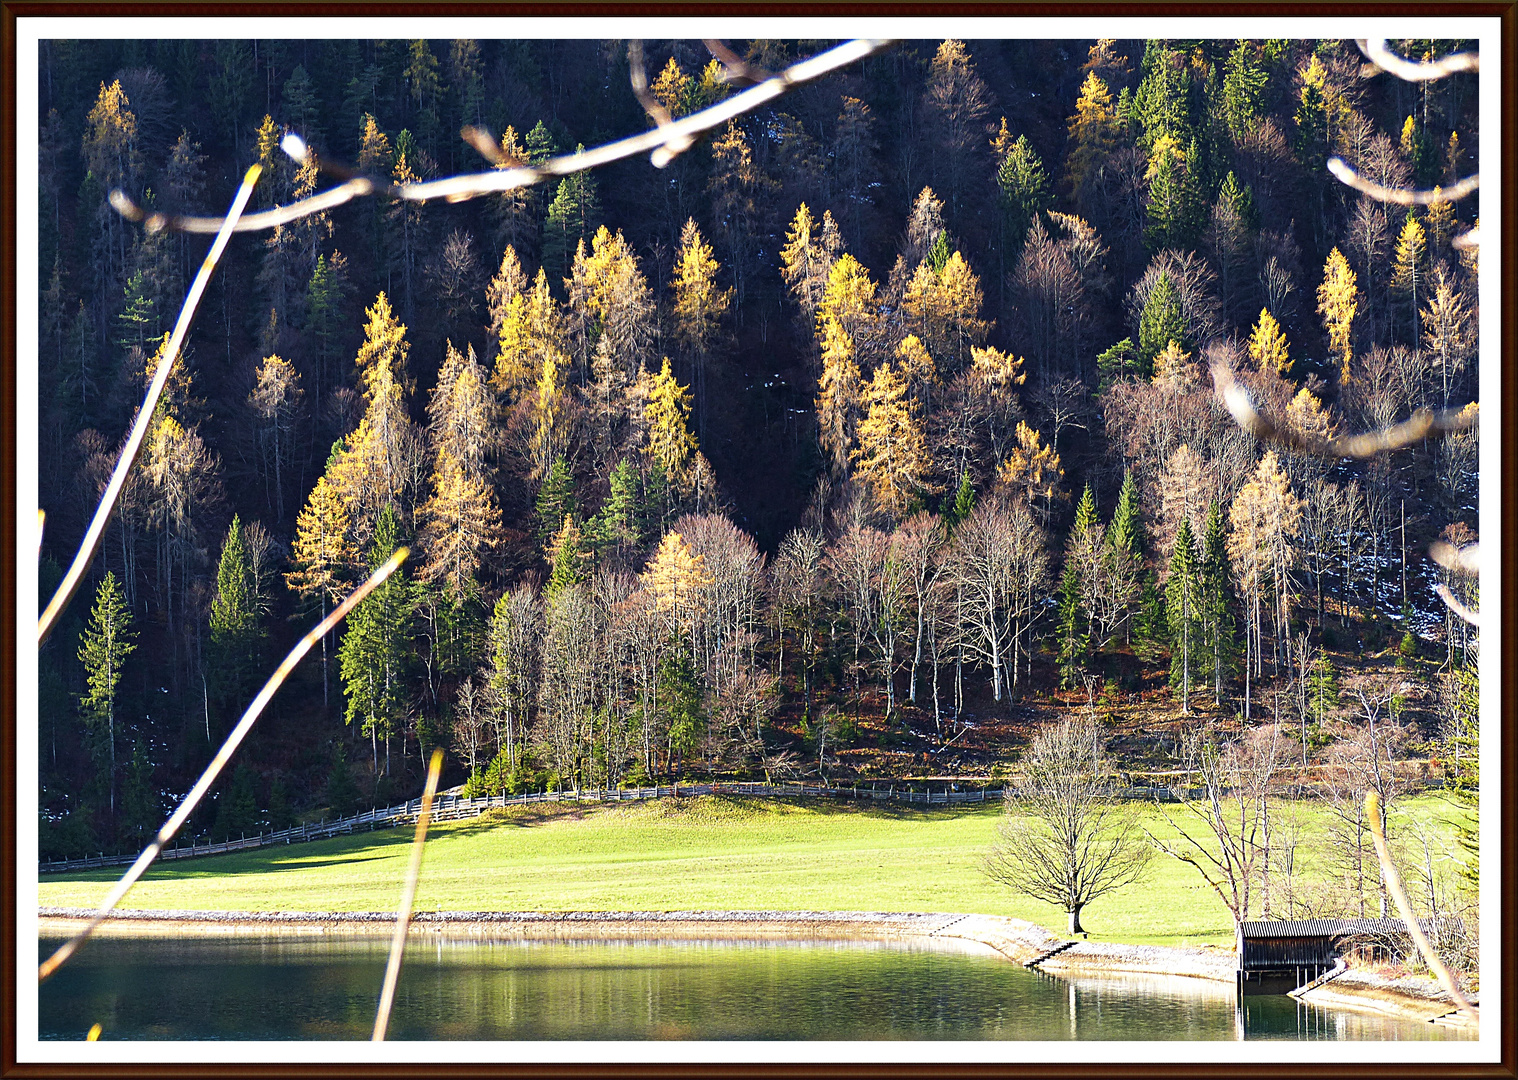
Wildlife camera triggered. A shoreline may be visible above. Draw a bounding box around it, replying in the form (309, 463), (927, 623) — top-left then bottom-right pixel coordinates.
(38, 907), (1475, 1030)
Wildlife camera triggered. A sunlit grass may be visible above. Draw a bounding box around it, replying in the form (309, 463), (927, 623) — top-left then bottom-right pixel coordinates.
(39, 793), (1465, 949)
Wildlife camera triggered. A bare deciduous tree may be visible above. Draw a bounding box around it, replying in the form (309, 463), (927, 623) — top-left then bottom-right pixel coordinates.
(985, 715), (1152, 935)
(1150, 722), (1282, 926)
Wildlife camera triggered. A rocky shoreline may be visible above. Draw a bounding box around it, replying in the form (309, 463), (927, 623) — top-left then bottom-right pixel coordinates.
(38, 907), (1475, 1030)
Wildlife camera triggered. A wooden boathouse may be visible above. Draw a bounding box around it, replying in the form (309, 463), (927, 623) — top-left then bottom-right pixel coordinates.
(1236, 918), (1428, 997)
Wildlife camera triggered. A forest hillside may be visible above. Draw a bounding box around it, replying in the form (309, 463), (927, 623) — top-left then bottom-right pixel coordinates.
(35, 39), (1479, 884)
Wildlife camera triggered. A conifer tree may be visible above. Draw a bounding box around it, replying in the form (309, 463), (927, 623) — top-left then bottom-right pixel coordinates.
(1057, 484), (1101, 687)
(208, 515), (263, 727)
(588, 457), (643, 564)
(1247, 307), (1291, 376)
(1103, 471), (1143, 646)
(642, 530), (713, 650)
(942, 469), (976, 531)
(1317, 247), (1358, 384)
(1055, 554), (1086, 689)
(1294, 54), (1328, 168)
(779, 203), (842, 335)
(853, 359), (931, 522)
(527, 352), (564, 482)
(78, 571), (136, 816)
(419, 449), (503, 594)
(1064, 71), (1120, 203)
(1144, 134), (1202, 251)
(338, 503), (414, 775)
(993, 122), (1050, 253)
(543, 146), (602, 284)
(1166, 516), (1202, 714)
(1221, 40), (1267, 144)
(286, 474), (356, 710)
(645, 356), (698, 485)
(816, 318), (862, 479)
(1137, 271), (1185, 373)
(670, 217), (731, 436)
(354, 291), (410, 404)
(1197, 501), (1238, 705)
(1390, 212), (1428, 345)
(535, 456), (576, 552)
(545, 516), (588, 598)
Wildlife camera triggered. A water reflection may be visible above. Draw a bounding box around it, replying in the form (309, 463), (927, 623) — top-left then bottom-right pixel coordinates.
(38, 935), (1471, 1042)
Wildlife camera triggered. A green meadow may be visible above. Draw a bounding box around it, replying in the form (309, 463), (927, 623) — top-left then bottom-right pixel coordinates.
(38, 794), (1466, 949)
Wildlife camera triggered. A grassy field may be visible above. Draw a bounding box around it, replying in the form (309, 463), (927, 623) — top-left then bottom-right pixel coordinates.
(37, 793), (1466, 949)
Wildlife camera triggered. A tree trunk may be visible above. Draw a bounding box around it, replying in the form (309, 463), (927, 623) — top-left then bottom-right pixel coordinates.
(1068, 903), (1084, 936)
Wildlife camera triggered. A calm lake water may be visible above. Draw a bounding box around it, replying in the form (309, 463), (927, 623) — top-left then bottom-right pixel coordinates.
(38, 934), (1471, 1042)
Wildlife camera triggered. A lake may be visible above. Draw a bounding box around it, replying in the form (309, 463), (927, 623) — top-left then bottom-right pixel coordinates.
(38, 934), (1471, 1041)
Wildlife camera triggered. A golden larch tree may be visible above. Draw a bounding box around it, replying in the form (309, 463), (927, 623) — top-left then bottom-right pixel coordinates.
(853, 360), (933, 522)
(1247, 307), (1291, 376)
(815, 318), (862, 478)
(1316, 247), (1358, 385)
(644, 356), (698, 483)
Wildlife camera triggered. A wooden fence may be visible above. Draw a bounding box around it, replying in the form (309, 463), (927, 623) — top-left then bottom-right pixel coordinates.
(39, 780), (1186, 874)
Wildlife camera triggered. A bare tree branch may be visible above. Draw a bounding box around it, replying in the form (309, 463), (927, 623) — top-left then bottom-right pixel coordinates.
(1367, 791), (1478, 1018)
(704, 39), (773, 85)
(1435, 584), (1481, 628)
(627, 39), (693, 168)
(1210, 361), (1476, 460)
(373, 747), (444, 1041)
(1327, 157), (1479, 206)
(109, 39), (895, 235)
(1357, 38), (1479, 81)
(1430, 540), (1481, 577)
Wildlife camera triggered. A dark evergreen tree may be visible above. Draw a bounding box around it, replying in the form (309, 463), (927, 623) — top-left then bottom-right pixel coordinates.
(1165, 516), (1202, 714)
(207, 515), (263, 730)
(1196, 501), (1239, 705)
(337, 503), (416, 776)
(1137, 272), (1186, 373)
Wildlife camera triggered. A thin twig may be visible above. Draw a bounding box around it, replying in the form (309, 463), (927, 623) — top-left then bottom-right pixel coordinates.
(373, 748), (445, 1042)
(627, 40), (693, 168)
(1357, 39), (1479, 81)
(1435, 583), (1480, 628)
(704, 39), (773, 85)
(38, 549), (408, 984)
(38, 165), (262, 646)
(1366, 792), (1477, 1020)
(108, 39), (894, 235)
(1210, 362), (1476, 459)
(1429, 540), (1480, 577)
(1327, 158), (1479, 206)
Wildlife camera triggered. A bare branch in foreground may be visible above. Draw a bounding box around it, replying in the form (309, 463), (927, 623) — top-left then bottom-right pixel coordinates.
(108, 39), (895, 235)
(627, 40), (693, 168)
(372, 747), (445, 1042)
(1327, 158), (1479, 207)
(1357, 38), (1479, 81)
(38, 165), (262, 647)
(1435, 584), (1481, 628)
(1210, 362), (1476, 460)
(1453, 227), (1480, 251)
(1430, 541), (1481, 577)
(704, 39), (773, 85)
(38, 549), (408, 984)
(1366, 792), (1478, 1020)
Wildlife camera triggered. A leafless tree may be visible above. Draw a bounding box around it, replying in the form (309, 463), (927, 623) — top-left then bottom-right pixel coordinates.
(1150, 722), (1282, 926)
(985, 715), (1152, 935)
